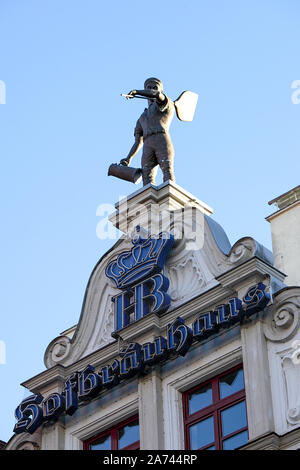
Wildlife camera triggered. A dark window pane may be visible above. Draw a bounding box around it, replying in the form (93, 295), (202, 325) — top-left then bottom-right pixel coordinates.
(118, 420), (139, 449)
(188, 384), (212, 415)
(221, 401), (247, 437)
(189, 416), (214, 449)
(219, 369), (244, 399)
(223, 430), (248, 450)
(90, 433), (111, 450)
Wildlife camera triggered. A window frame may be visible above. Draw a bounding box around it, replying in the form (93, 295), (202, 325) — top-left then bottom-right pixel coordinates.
(182, 364), (248, 450)
(83, 414), (139, 450)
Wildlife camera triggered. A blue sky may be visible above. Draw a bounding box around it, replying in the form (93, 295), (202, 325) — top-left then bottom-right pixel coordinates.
(0, 0), (299, 442)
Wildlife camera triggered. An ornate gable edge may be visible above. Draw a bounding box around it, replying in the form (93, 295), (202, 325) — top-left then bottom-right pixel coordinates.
(5, 427), (42, 450)
(44, 236), (130, 368)
(43, 214), (280, 370)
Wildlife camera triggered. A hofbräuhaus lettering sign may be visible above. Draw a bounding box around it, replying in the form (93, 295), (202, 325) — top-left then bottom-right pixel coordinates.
(13, 279), (270, 434)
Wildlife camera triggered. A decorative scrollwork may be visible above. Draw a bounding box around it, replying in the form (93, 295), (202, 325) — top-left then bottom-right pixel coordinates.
(7, 427), (42, 450)
(228, 238), (256, 264)
(263, 288), (300, 343)
(44, 335), (72, 369)
(17, 441), (40, 450)
(274, 307), (294, 329)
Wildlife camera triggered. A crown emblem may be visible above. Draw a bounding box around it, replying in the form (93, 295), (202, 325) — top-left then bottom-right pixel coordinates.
(105, 232), (174, 289)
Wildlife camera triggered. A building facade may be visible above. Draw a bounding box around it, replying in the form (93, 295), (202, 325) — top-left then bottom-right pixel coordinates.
(6, 182), (300, 451)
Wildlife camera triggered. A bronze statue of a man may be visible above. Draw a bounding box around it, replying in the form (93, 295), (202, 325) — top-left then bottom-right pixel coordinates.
(120, 77), (175, 186)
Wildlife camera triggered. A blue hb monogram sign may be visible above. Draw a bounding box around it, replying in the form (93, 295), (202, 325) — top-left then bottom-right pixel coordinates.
(106, 231), (174, 332)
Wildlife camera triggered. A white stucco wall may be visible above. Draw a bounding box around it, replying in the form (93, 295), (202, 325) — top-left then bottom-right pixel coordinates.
(268, 202), (300, 287)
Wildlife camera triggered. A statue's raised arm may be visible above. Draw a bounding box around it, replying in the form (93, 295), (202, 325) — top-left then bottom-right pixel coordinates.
(126, 87), (166, 105)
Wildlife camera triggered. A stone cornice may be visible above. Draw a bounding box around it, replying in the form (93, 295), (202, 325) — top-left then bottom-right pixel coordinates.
(21, 364), (67, 393)
(216, 256), (285, 288)
(240, 427), (300, 450)
(266, 199), (300, 223)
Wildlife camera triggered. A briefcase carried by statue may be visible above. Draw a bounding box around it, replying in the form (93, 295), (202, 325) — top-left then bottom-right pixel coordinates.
(108, 163), (142, 184)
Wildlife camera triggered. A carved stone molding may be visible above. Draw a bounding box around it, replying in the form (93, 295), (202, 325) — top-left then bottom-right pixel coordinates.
(16, 441), (40, 450)
(44, 335), (72, 369)
(167, 255), (206, 302)
(228, 238), (256, 264)
(98, 302), (115, 348)
(43, 238), (131, 368)
(6, 428), (42, 450)
(282, 354), (300, 425)
(263, 287), (300, 343)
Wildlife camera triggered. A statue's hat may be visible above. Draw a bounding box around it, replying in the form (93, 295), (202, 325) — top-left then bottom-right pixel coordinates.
(144, 77), (163, 90)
